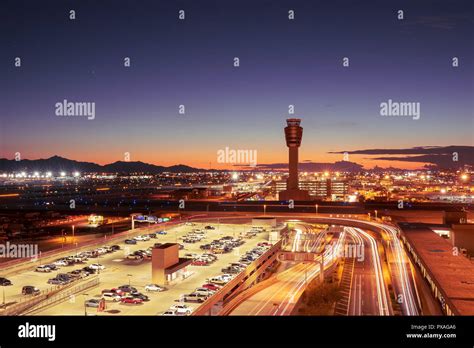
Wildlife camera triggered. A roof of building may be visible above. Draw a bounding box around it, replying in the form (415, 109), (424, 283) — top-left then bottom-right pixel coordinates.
(398, 222), (474, 315)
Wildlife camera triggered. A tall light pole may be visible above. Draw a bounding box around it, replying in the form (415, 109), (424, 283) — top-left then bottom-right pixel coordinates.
(1, 285), (5, 307)
(315, 204), (318, 215)
(72, 225), (75, 244)
(264, 204), (267, 216)
(374, 210), (378, 220)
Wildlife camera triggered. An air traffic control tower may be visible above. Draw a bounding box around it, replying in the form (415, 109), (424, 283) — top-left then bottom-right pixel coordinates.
(278, 118), (310, 201)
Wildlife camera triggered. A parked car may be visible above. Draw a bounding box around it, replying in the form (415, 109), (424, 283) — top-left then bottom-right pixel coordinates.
(53, 259), (69, 267)
(22, 286), (40, 295)
(131, 292), (149, 301)
(47, 278), (65, 285)
(45, 264), (58, 271)
(202, 283), (221, 292)
(145, 284), (166, 292)
(157, 230), (167, 235)
(125, 239), (137, 245)
(148, 233), (157, 239)
(209, 277), (227, 285)
(194, 288), (215, 296)
(183, 293), (208, 303)
(126, 254), (143, 260)
(88, 263), (105, 270)
(204, 225), (215, 230)
(192, 260), (208, 266)
(221, 266), (241, 274)
(69, 269), (88, 278)
(82, 266), (98, 275)
(110, 245), (121, 251)
(118, 285), (137, 293)
(84, 299), (101, 308)
(170, 304), (192, 315)
(101, 292), (122, 302)
(121, 296), (143, 304)
(36, 265), (52, 273)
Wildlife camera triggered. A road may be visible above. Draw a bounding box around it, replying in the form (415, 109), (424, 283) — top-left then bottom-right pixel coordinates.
(345, 227), (390, 315)
(230, 227), (345, 315)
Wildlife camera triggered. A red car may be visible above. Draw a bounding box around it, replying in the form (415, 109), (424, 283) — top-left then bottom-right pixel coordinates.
(192, 260), (208, 266)
(121, 296), (143, 304)
(110, 288), (125, 296)
(258, 242), (271, 247)
(202, 283), (220, 291)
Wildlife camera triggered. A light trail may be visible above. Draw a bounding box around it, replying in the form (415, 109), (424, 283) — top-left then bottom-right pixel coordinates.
(348, 227), (390, 316)
(274, 229), (346, 316)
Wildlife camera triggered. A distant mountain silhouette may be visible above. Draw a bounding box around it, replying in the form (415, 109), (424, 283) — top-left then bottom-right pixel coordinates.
(0, 156), (205, 173)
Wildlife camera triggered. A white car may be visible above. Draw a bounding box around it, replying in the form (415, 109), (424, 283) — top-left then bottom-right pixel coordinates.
(221, 274), (233, 281)
(134, 236), (146, 241)
(194, 287), (215, 296)
(141, 235), (150, 241)
(96, 248), (107, 255)
(88, 263), (105, 270)
(101, 293), (121, 302)
(145, 284), (165, 292)
(36, 265), (51, 273)
(170, 304), (192, 315)
(185, 222), (195, 226)
(53, 260), (68, 267)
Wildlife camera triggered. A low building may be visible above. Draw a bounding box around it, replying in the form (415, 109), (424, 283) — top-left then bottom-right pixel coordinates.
(151, 243), (192, 286)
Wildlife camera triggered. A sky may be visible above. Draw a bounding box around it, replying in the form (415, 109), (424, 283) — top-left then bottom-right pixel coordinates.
(0, 0), (473, 170)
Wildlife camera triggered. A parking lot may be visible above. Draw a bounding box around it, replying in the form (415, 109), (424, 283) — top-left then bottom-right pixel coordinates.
(1, 221), (276, 315)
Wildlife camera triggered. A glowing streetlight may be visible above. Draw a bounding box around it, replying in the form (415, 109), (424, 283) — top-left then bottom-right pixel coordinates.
(46, 172), (52, 177)
(73, 171), (80, 178)
(60, 172), (66, 177)
(461, 174), (469, 181)
(232, 172), (239, 180)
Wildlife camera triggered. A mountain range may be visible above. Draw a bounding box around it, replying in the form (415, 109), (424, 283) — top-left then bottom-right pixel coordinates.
(0, 156), (204, 174)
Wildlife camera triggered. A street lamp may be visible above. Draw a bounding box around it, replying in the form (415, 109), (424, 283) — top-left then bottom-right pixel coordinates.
(315, 204), (318, 215)
(374, 210), (378, 220)
(1, 285), (5, 307)
(264, 204), (267, 216)
(127, 274), (132, 286)
(82, 293), (88, 316)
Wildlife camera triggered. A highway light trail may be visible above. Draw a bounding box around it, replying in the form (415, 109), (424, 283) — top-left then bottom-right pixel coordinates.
(347, 227), (390, 316)
(274, 229), (346, 316)
(370, 222), (419, 316)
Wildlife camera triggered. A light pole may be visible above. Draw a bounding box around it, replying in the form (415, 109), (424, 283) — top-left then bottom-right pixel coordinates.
(127, 274), (132, 286)
(264, 204), (267, 216)
(83, 293), (88, 316)
(1, 285), (5, 307)
(374, 210), (378, 220)
(315, 204), (318, 215)
(72, 225), (75, 244)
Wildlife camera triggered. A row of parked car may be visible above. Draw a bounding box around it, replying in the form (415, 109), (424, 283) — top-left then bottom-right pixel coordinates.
(85, 283), (167, 307)
(185, 252), (218, 266)
(35, 245), (120, 273)
(200, 235), (245, 254)
(124, 231), (167, 245)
